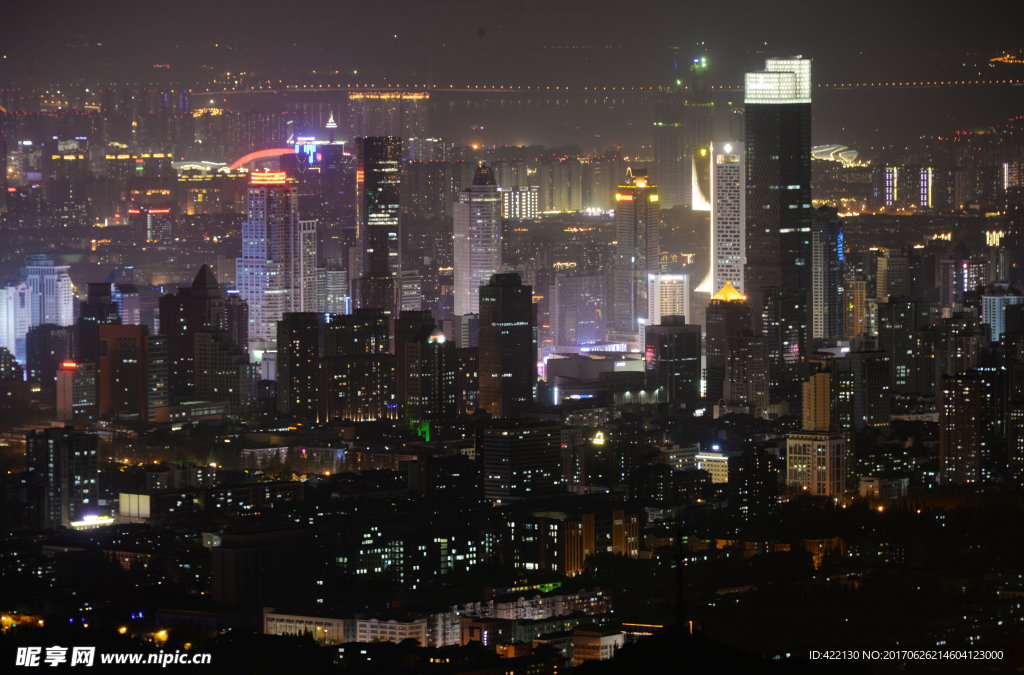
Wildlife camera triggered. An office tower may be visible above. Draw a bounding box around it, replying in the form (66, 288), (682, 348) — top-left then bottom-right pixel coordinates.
(0, 283), (31, 362)
(743, 57), (813, 328)
(644, 316), (701, 409)
(26, 323), (75, 405)
(56, 360), (97, 422)
(786, 431), (847, 497)
(846, 348), (891, 433)
(479, 273), (536, 418)
(441, 314), (480, 349)
(612, 169), (660, 339)
(112, 284), (140, 326)
(320, 309), (395, 423)
(647, 274), (690, 333)
(729, 449), (779, 519)
(322, 259), (349, 315)
(395, 310), (435, 422)
(453, 164), (502, 316)
(500, 186), (540, 220)
(481, 421), (561, 504)
(195, 332), (257, 415)
(552, 274), (605, 347)
(723, 332), (769, 418)
(236, 173), (317, 355)
(710, 141), (745, 295)
(97, 324), (152, 420)
(348, 91), (429, 139)
(653, 57), (712, 208)
(18, 255), (74, 328)
(26, 426), (99, 529)
(981, 282), (1023, 343)
(356, 137), (403, 281)
(159, 266), (227, 400)
(939, 372), (984, 485)
(403, 326), (457, 428)
(705, 281), (752, 404)
(765, 290), (810, 392)
(810, 207), (844, 342)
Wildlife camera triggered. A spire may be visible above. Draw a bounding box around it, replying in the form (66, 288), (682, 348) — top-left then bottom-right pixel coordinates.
(712, 280), (745, 302)
(473, 163), (497, 186)
(193, 264), (219, 289)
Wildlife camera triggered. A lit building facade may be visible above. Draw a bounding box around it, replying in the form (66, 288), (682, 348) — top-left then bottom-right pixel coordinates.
(710, 141), (744, 295)
(786, 431), (846, 497)
(612, 169), (659, 339)
(454, 165), (502, 316)
(18, 255), (74, 329)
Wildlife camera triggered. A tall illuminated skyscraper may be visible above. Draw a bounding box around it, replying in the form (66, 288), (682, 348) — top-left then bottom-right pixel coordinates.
(235, 173), (317, 356)
(710, 141), (745, 296)
(454, 164), (502, 316)
(355, 137), (403, 281)
(18, 255), (74, 329)
(743, 57), (813, 329)
(654, 57), (713, 209)
(612, 169), (659, 340)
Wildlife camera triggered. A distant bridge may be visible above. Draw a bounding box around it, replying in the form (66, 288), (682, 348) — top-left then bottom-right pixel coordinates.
(195, 79), (1024, 96)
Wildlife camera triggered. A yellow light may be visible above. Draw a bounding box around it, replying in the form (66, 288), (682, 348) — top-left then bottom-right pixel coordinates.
(649, 194), (658, 202)
(119, 627), (127, 634)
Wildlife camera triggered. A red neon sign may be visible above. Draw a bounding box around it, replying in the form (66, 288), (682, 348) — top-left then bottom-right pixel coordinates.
(251, 172), (288, 185)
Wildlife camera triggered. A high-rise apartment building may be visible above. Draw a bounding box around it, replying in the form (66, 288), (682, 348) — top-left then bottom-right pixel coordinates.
(743, 57), (813, 328)
(981, 282), (1024, 343)
(710, 141), (745, 296)
(479, 274), (536, 418)
(500, 186), (540, 220)
(236, 174), (317, 355)
(18, 255), (74, 329)
(454, 165), (502, 316)
(612, 169), (659, 339)
(348, 92), (429, 139)
(26, 426), (99, 529)
(939, 372), (985, 485)
(356, 137), (403, 281)
(723, 332), (769, 418)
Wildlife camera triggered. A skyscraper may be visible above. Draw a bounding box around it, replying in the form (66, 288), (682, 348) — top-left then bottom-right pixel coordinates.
(705, 281), (752, 404)
(612, 169), (659, 340)
(236, 173), (317, 356)
(710, 141), (745, 296)
(356, 137), (403, 281)
(454, 164), (502, 316)
(159, 265), (226, 400)
(644, 316), (701, 409)
(27, 426), (99, 529)
(479, 273), (536, 418)
(743, 57), (813, 328)
(939, 372), (984, 485)
(0, 282), (31, 362)
(653, 57), (713, 209)
(810, 207), (844, 342)
(481, 421), (561, 504)
(18, 255), (74, 329)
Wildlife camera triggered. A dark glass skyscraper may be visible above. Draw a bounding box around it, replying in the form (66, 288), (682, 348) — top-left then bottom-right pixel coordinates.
(355, 137), (403, 281)
(479, 273), (535, 418)
(743, 57), (813, 330)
